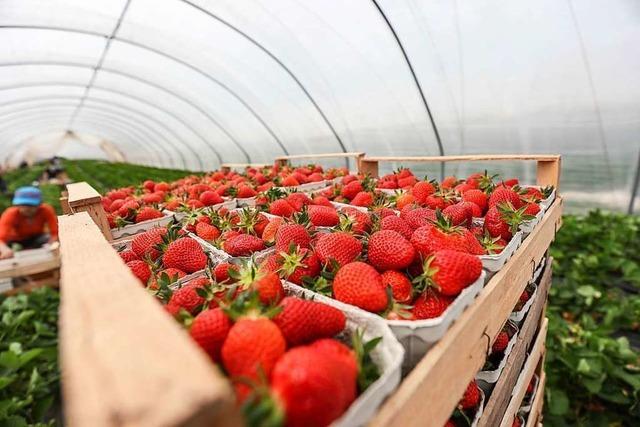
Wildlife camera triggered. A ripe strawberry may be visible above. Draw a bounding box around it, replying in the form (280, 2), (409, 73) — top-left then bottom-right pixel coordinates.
(143, 180), (155, 191)
(119, 249), (139, 263)
(523, 202), (540, 216)
(235, 265), (284, 305)
(141, 193), (163, 205)
(484, 203), (532, 240)
(462, 189), (488, 213)
(162, 237), (208, 273)
(523, 187), (543, 202)
(415, 250), (483, 296)
(213, 262), (238, 283)
(273, 296), (346, 345)
(154, 182), (170, 192)
(275, 224), (311, 252)
(286, 193), (312, 211)
(269, 199), (296, 217)
(515, 290), (530, 311)
(165, 280), (208, 315)
(131, 227), (166, 260)
(425, 194), (447, 210)
(314, 232), (362, 267)
(223, 319), (286, 403)
(127, 260), (151, 284)
(488, 185), (522, 209)
(108, 198), (125, 213)
(404, 207), (436, 229)
(307, 205), (339, 226)
(223, 234), (266, 257)
(367, 230), (415, 271)
(281, 175), (300, 187)
(117, 200), (140, 218)
(411, 181), (436, 203)
(340, 207), (371, 234)
(342, 174), (358, 185)
(503, 178), (519, 187)
(270, 341), (356, 427)
(237, 185), (257, 198)
(195, 222), (220, 241)
(351, 191), (373, 207)
(459, 380), (481, 409)
(512, 416), (523, 427)
(381, 270), (412, 303)
(412, 290), (453, 319)
(312, 195), (333, 207)
(333, 262), (388, 312)
(341, 180), (363, 200)
(395, 193), (417, 210)
(186, 199), (205, 209)
(261, 217), (284, 243)
(411, 223), (478, 256)
(307, 172), (324, 182)
(189, 307), (231, 363)
(492, 331), (510, 353)
(158, 267), (187, 281)
(442, 203), (473, 226)
(526, 377), (536, 394)
(398, 175), (417, 188)
(373, 206), (396, 218)
(441, 176), (458, 189)
(277, 248), (321, 285)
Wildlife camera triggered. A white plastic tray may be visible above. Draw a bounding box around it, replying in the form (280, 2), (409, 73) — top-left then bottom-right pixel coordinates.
(331, 201), (369, 213)
(519, 373), (539, 413)
(386, 271), (487, 370)
(509, 283), (538, 325)
(282, 282), (404, 427)
(235, 196), (256, 207)
(476, 320), (519, 384)
(519, 210), (544, 236)
(111, 210), (175, 239)
(275, 181), (329, 193)
(480, 231), (523, 272)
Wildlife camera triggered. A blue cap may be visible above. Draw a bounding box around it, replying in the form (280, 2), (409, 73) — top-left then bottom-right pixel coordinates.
(12, 186), (42, 206)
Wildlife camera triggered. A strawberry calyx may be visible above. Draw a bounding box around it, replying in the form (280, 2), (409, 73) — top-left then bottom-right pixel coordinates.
(382, 287), (414, 320)
(496, 202), (536, 234)
(351, 329), (382, 392)
(277, 246), (309, 280)
(431, 209), (465, 235)
(479, 231), (506, 255)
(411, 255), (441, 294)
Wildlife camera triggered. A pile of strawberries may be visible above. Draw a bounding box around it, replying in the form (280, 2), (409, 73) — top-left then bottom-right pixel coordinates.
(444, 380), (483, 426)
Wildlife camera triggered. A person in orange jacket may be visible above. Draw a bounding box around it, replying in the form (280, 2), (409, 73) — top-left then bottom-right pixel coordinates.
(0, 186), (58, 259)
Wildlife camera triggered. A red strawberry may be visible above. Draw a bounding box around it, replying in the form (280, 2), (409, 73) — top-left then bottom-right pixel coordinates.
(404, 207), (436, 229)
(237, 185), (257, 198)
(131, 227), (166, 260)
(135, 206), (164, 223)
(484, 203), (532, 240)
(462, 189), (488, 213)
(165, 280), (208, 315)
(277, 248), (321, 285)
(415, 250), (483, 296)
(441, 176), (458, 189)
(367, 230), (415, 271)
(411, 181), (435, 203)
(162, 237), (208, 273)
(189, 307), (231, 363)
(526, 377), (536, 394)
(195, 222), (220, 241)
(236, 265), (284, 305)
(411, 290), (453, 319)
(503, 178), (519, 187)
(351, 191), (374, 207)
(512, 416), (523, 427)
(281, 175), (300, 187)
(119, 249), (139, 263)
(312, 195), (333, 207)
(333, 262), (388, 312)
(269, 199), (296, 217)
(459, 380), (481, 409)
(286, 193), (312, 211)
(262, 217), (284, 243)
(442, 203), (473, 226)
(221, 317), (286, 401)
(381, 270), (412, 303)
(398, 175), (417, 188)
(213, 262), (238, 283)
(223, 234), (266, 257)
(314, 232), (362, 267)
(126, 260), (151, 284)
(492, 331), (510, 353)
(411, 224), (478, 256)
(307, 205), (339, 226)
(141, 193), (163, 204)
(199, 190), (223, 206)
(275, 224), (311, 252)
(380, 215), (413, 241)
(523, 202), (540, 216)
(341, 181), (363, 200)
(488, 185), (522, 209)
(340, 207), (371, 234)
(273, 296), (346, 346)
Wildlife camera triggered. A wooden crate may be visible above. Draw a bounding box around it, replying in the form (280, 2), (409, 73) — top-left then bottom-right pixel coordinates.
(220, 163), (269, 173)
(274, 152), (365, 171)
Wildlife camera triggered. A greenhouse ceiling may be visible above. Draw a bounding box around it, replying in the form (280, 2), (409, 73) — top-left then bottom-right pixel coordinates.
(0, 0), (638, 212)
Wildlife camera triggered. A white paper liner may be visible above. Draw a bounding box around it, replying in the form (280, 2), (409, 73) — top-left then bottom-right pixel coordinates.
(480, 231), (523, 272)
(110, 211), (176, 239)
(509, 282), (538, 325)
(518, 209), (544, 236)
(476, 320), (519, 384)
(235, 196), (257, 207)
(386, 270), (487, 370)
(519, 373), (539, 413)
(331, 201), (369, 213)
(275, 181), (329, 193)
(281, 282), (404, 427)
(471, 389), (486, 427)
(531, 256), (547, 284)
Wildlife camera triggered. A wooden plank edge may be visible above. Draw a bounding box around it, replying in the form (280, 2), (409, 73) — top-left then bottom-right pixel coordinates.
(369, 199), (562, 427)
(361, 154), (561, 162)
(499, 318), (548, 427)
(477, 259), (552, 426)
(0, 258), (60, 279)
(525, 371), (546, 427)
(275, 152), (365, 161)
(67, 182), (102, 207)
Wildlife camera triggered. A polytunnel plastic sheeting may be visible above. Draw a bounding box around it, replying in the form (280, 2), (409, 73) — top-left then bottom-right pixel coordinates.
(0, 0), (637, 212)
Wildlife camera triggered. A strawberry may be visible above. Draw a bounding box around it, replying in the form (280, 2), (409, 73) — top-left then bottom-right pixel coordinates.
(165, 280), (208, 315)
(275, 224), (311, 252)
(395, 193), (416, 210)
(459, 380), (481, 409)
(286, 193), (312, 211)
(341, 181), (363, 200)
(398, 175), (417, 188)
(367, 230), (415, 271)
(108, 198), (124, 213)
(189, 307), (231, 363)
(342, 174), (358, 185)
(411, 223), (479, 256)
(126, 260), (151, 284)
(515, 290), (530, 311)
(154, 182), (170, 192)
(157, 267), (186, 281)
(523, 187), (543, 202)
(478, 231), (507, 255)
(488, 185), (522, 209)
(307, 205), (339, 226)
(333, 262), (388, 312)
(351, 191), (373, 207)
(314, 232), (362, 267)
(277, 248), (321, 285)
(237, 185), (257, 198)
(441, 176), (458, 189)
(195, 222), (220, 241)
(269, 199), (296, 217)
(340, 207), (371, 234)
(141, 193), (163, 205)
(119, 249), (139, 263)
(223, 234), (266, 257)
(312, 195), (333, 207)
(162, 237), (208, 273)
(236, 264), (284, 305)
(442, 203), (473, 226)
(503, 178), (519, 187)
(261, 217), (284, 243)
(221, 316), (286, 401)
(411, 181), (436, 203)
(404, 207), (437, 229)
(492, 331), (510, 353)
(411, 290), (453, 319)
(143, 180), (155, 191)
(213, 262), (238, 283)
(484, 203), (532, 240)
(512, 416), (523, 427)
(381, 270), (412, 303)
(281, 175), (300, 187)
(462, 189), (488, 213)
(526, 377), (536, 394)
(523, 202), (540, 216)
(131, 227), (166, 260)
(415, 250), (483, 296)
(273, 296), (346, 346)
(307, 172), (324, 182)
(373, 206), (396, 218)
(425, 194), (447, 210)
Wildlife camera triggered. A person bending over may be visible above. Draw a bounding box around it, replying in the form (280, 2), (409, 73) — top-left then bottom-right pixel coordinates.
(0, 186), (58, 259)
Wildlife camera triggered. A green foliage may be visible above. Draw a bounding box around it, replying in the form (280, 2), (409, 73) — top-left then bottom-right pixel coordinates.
(0, 288), (60, 426)
(546, 211), (640, 426)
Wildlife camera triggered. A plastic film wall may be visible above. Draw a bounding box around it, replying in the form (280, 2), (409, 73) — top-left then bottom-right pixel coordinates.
(0, 0), (639, 212)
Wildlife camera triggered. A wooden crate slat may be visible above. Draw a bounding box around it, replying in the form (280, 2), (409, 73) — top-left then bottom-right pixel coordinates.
(275, 152), (365, 161)
(478, 258), (552, 426)
(525, 371), (546, 427)
(67, 182), (102, 207)
(59, 212), (238, 427)
(499, 319), (548, 427)
(370, 199), (562, 427)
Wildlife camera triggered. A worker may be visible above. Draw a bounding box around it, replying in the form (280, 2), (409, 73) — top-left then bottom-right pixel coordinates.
(0, 186), (58, 259)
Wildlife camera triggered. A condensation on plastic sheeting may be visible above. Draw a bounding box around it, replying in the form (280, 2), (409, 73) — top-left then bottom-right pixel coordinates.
(0, 0), (638, 212)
